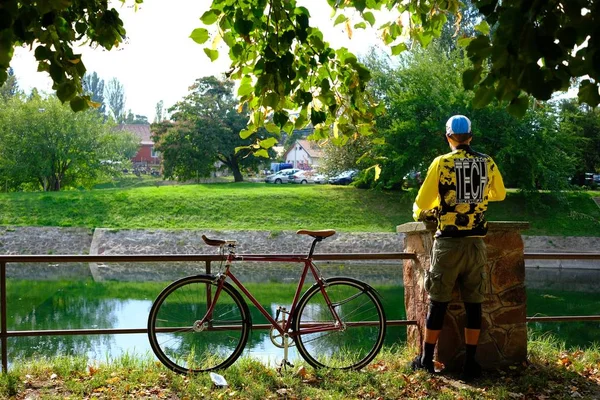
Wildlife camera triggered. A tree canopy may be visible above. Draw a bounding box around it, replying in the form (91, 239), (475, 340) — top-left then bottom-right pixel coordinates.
(151, 76), (275, 182)
(0, 95), (139, 191)
(355, 44), (587, 192)
(0, 0), (598, 145)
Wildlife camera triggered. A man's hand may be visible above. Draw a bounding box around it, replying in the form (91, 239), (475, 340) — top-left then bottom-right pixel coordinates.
(419, 209), (437, 222)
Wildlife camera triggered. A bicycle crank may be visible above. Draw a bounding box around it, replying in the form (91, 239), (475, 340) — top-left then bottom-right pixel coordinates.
(270, 307), (295, 348)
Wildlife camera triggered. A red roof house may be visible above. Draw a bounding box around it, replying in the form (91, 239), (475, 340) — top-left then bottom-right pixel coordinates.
(117, 124), (161, 167)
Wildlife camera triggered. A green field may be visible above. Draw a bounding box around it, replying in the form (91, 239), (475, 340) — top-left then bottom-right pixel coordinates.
(0, 183), (598, 236)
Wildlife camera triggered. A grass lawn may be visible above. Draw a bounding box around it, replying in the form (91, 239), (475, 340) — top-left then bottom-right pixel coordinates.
(2, 333), (600, 399)
(0, 183), (598, 236)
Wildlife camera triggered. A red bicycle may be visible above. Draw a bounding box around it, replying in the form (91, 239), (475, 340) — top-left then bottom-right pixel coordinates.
(147, 229), (386, 374)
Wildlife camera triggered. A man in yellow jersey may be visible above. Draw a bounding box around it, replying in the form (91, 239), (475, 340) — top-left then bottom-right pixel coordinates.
(411, 115), (506, 382)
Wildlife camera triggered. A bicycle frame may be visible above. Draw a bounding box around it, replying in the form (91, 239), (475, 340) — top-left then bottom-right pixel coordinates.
(201, 250), (344, 338)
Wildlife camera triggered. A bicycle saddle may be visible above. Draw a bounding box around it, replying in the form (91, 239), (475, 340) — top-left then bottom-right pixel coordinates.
(296, 229), (336, 239)
(202, 235), (236, 246)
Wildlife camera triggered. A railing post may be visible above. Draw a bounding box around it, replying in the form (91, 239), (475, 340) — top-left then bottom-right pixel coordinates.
(1, 261), (7, 373)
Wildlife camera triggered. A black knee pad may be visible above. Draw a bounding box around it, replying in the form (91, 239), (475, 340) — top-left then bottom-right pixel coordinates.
(464, 302), (482, 329)
(426, 300), (448, 330)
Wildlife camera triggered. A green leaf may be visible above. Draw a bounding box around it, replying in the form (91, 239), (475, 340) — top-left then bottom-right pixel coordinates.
(233, 12), (253, 35)
(200, 9), (219, 25)
(457, 37), (474, 48)
(334, 14), (347, 26)
(473, 86), (495, 108)
(254, 149), (269, 158)
(507, 96), (529, 118)
(69, 96), (87, 112)
(238, 83), (253, 97)
(34, 45), (52, 61)
(357, 123), (372, 135)
(283, 121), (295, 135)
(362, 11), (376, 27)
(239, 129), (254, 139)
(354, 22), (367, 29)
(265, 122), (280, 134)
(263, 92), (280, 108)
(259, 137), (278, 148)
(190, 28), (209, 44)
(474, 21), (490, 35)
(310, 110), (327, 126)
(466, 35), (490, 53)
(274, 111), (288, 128)
(56, 81), (77, 102)
(203, 48), (219, 62)
(462, 68), (481, 90)
(578, 80), (600, 107)
(391, 43), (408, 56)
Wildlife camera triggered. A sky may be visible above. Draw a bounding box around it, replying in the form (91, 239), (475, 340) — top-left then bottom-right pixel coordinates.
(11, 0), (389, 121)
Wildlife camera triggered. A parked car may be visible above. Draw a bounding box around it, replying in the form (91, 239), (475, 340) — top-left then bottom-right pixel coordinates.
(265, 168), (301, 184)
(289, 170), (316, 184)
(313, 173), (329, 184)
(329, 170), (358, 185)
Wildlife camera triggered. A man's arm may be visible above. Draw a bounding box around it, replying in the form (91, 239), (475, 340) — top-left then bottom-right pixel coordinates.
(413, 157), (441, 221)
(488, 159), (506, 202)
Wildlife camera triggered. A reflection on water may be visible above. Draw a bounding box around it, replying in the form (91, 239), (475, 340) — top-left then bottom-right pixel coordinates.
(6, 268), (600, 367)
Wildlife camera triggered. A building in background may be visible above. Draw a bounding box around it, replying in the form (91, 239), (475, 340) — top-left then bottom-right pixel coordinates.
(117, 124), (161, 168)
(283, 139), (323, 170)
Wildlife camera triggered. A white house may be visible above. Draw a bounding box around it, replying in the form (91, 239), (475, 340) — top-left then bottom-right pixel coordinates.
(283, 139), (323, 170)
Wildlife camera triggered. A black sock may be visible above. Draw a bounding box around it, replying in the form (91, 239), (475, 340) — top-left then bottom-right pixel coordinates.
(422, 342), (436, 364)
(465, 344), (477, 363)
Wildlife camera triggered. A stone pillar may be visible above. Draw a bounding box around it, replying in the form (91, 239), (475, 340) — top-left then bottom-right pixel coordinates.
(397, 221), (530, 371)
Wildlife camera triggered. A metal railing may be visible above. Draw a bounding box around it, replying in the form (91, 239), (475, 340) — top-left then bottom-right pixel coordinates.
(523, 252), (600, 323)
(1, 251), (599, 372)
(0, 252), (416, 372)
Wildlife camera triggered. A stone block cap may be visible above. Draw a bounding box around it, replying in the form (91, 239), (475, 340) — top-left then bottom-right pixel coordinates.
(396, 221), (530, 234)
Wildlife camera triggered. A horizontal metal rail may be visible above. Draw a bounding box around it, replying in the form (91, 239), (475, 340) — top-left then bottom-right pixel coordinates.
(5, 320), (419, 338)
(0, 253), (416, 263)
(527, 315), (600, 322)
(524, 253), (600, 260)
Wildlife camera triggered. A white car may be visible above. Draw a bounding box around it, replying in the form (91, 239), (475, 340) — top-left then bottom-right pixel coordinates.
(264, 168), (301, 184)
(313, 173), (329, 184)
(289, 170), (316, 184)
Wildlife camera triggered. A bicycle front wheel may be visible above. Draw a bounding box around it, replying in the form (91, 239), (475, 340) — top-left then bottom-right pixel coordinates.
(292, 277), (386, 370)
(148, 275), (251, 374)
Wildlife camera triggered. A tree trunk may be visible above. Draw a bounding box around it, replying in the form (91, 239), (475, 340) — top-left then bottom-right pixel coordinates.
(219, 154), (244, 182)
(231, 161), (243, 182)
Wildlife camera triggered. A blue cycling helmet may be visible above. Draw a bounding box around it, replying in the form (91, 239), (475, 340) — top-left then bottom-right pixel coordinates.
(445, 115), (472, 136)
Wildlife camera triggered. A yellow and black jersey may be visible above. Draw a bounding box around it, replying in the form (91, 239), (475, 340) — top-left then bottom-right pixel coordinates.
(413, 145), (506, 238)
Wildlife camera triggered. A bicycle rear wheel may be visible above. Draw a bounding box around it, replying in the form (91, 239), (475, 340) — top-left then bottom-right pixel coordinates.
(292, 277), (386, 369)
(148, 275), (251, 374)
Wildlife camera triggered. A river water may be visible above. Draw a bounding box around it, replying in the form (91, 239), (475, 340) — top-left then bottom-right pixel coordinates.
(6, 262), (600, 367)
